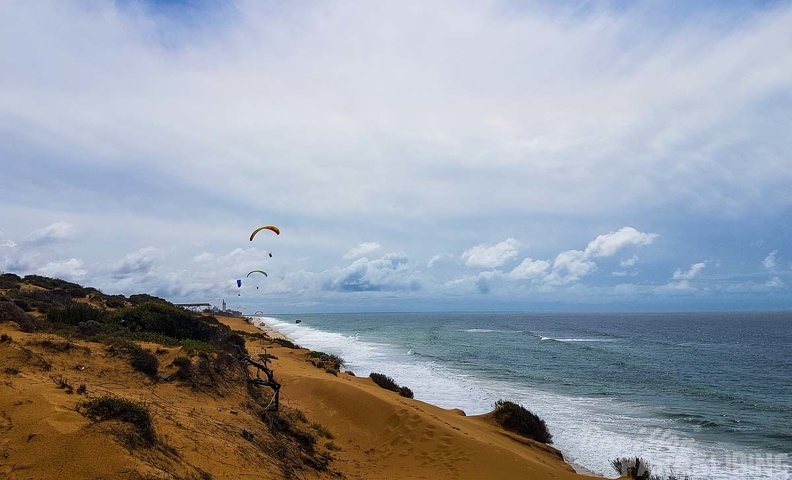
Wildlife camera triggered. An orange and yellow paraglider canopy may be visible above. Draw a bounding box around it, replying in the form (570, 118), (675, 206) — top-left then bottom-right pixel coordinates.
(249, 225), (280, 241)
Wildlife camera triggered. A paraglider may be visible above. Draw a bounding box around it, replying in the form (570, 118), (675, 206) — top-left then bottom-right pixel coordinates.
(249, 225), (280, 258)
(249, 225), (280, 241)
(237, 279), (242, 296)
(247, 269), (267, 289)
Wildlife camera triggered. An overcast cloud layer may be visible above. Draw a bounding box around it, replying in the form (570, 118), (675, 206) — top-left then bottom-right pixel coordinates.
(1, 0), (790, 312)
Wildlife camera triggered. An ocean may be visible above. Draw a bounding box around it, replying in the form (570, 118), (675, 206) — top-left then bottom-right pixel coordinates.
(254, 311), (792, 479)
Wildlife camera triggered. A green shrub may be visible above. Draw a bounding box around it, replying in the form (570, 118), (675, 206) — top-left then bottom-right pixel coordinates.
(77, 395), (156, 448)
(172, 356), (192, 380)
(0, 301), (30, 325)
(22, 275), (88, 297)
(492, 399), (552, 444)
(368, 372), (414, 398)
(127, 293), (170, 305)
(13, 299), (32, 312)
(129, 347), (159, 377)
(307, 351), (345, 372)
(78, 320), (106, 337)
(398, 386), (414, 399)
(272, 338), (300, 349)
(18, 315), (44, 333)
(369, 372), (399, 392)
(107, 302), (230, 343)
(0, 273), (22, 289)
(180, 338), (218, 355)
(109, 341), (159, 378)
(20, 288), (74, 313)
(103, 295), (127, 309)
(47, 302), (104, 326)
(610, 457), (652, 480)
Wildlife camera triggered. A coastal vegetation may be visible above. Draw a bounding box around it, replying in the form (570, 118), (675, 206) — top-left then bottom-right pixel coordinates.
(1, 273), (605, 479)
(610, 456), (695, 480)
(306, 350), (345, 374)
(492, 399), (553, 444)
(369, 372), (415, 398)
(78, 395), (157, 449)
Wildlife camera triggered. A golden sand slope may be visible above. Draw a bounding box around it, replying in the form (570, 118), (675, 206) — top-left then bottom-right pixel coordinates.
(0, 316), (602, 480)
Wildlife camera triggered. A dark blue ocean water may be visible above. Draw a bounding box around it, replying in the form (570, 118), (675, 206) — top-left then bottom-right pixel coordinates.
(255, 311), (792, 479)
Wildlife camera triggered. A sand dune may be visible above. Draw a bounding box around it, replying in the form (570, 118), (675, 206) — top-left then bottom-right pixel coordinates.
(0, 314), (602, 479)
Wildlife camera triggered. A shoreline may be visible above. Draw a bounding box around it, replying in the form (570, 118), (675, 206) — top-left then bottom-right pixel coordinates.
(247, 315), (604, 478)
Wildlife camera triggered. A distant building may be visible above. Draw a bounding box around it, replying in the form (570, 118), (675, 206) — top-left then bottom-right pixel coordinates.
(222, 299), (226, 311)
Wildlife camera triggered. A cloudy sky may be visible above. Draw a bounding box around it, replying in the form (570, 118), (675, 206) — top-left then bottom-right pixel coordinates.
(1, 0), (791, 313)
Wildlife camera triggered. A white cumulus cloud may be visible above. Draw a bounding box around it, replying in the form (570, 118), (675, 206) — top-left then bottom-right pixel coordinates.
(462, 238), (521, 269)
(509, 258), (551, 280)
(673, 262), (707, 280)
(36, 258), (86, 281)
(427, 253), (453, 268)
(762, 250), (778, 269)
(343, 242), (382, 260)
(584, 227), (658, 258)
(111, 247), (160, 277)
(24, 222), (77, 246)
(620, 255), (639, 267)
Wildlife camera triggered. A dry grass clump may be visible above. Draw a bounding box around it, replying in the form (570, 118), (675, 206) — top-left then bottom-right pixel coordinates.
(78, 395), (157, 449)
(169, 351), (246, 395)
(30, 338), (91, 355)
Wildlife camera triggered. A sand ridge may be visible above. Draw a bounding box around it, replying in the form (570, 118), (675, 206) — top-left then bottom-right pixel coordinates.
(0, 314), (604, 479)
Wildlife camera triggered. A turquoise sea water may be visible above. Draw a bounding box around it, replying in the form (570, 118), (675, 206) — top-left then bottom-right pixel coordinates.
(255, 311), (792, 479)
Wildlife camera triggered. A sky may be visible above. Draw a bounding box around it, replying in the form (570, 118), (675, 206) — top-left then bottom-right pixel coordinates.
(1, 0), (791, 313)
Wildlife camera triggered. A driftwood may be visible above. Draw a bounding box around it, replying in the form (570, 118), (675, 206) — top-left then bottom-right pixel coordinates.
(236, 347), (281, 411)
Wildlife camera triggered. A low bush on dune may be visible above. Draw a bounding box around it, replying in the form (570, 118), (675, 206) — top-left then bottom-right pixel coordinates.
(492, 399), (552, 444)
(0, 273), (22, 289)
(108, 341), (159, 378)
(369, 372), (414, 398)
(610, 457), (652, 479)
(30, 339), (91, 355)
(169, 351), (246, 394)
(272, 338), (301, 349)
(307, 351), (345, 373)
(22, 275), (89, 298)
(107, 302), (230, 343)
(129, 346), (159, 377)
(0, 300), (31, 324)
(78, 395), (157, 448)
(46, 302), (104, 326)
(180, 338), (219, 355)
(610, 457), (695, 480)
(398, 385), (414, 398)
